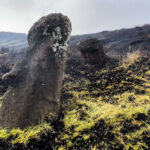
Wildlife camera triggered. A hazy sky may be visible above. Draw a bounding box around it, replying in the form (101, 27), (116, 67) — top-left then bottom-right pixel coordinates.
(0, 0), (150, 35)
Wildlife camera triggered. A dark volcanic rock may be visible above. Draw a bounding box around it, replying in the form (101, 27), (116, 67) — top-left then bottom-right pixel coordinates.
(78, 39), (106, 65)
(0, 13), (72, 129)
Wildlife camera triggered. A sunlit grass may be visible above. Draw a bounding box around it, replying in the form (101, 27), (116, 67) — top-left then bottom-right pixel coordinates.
(0, 122), (53, 145)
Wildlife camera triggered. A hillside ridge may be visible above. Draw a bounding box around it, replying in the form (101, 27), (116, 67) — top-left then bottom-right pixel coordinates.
(1, 24), (150, 56)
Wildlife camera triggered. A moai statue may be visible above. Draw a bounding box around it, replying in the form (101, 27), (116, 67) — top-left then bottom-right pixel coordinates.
(0, 13), (72, 129)
(79, 39), (106, 65)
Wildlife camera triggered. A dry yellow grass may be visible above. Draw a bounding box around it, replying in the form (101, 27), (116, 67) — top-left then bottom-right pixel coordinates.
(122, 50), (141, 65)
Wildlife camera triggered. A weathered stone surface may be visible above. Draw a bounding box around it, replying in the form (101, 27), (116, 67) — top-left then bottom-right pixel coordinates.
(78, 39), (106, 65)
(0, 13), (72, 129)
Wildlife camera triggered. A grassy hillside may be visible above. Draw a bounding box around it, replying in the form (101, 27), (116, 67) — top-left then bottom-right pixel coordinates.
(0, 55), (150, 150)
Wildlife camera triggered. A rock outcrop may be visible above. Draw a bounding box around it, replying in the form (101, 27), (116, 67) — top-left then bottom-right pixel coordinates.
(78, 39), (106, 65)
(0, 13), (72, 129)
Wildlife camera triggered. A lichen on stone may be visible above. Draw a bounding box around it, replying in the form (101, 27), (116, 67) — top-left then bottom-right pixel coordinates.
(43, 27), (51, 36)
(52, 26), (71, 58)
(52, 27), (62, 41)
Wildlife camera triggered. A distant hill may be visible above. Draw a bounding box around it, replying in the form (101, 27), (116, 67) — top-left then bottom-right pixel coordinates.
(1, 24), (150, 55)
(70, 24), (150, 55)
(0, 32), (27, 50)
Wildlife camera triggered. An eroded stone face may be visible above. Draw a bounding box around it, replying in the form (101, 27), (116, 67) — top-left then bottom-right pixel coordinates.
(0, 13), (72, 129)
(78, 39), (106, 66)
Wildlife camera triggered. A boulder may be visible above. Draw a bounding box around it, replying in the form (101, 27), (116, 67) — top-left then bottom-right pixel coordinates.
(0, 13), (72, 129)
(78, 39), (106, 65)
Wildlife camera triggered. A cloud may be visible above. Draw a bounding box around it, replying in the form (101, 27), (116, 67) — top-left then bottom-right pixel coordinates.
(0, 0), (150, 35)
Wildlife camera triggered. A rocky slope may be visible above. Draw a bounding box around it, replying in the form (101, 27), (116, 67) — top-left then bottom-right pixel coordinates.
(0, 54), (150, 150)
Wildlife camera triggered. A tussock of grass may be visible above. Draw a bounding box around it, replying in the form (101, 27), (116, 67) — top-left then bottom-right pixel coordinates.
(145, 70), (150, 76)
(0, 122), (53, 145)
(122, 50), (141, 66)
